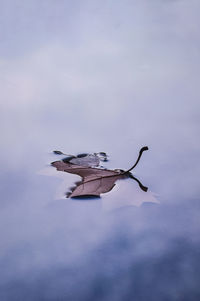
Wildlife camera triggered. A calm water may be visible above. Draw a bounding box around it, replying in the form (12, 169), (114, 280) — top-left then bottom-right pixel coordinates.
(1, 1), (200, 300)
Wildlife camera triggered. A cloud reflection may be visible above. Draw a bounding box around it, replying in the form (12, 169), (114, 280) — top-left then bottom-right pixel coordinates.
(0, 0), (200, 300)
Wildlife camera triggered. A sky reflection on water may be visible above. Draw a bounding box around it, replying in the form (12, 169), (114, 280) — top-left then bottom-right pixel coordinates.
(0, 1), (200, 300)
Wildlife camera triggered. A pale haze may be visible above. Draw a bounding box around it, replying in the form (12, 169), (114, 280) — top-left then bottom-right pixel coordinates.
(0, 1), (200, 300)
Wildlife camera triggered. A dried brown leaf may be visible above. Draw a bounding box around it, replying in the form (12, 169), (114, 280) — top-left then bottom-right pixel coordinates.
(51, 146), (149, 198)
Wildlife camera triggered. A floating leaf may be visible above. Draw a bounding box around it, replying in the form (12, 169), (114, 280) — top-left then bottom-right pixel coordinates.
(51, 147), (148, 198)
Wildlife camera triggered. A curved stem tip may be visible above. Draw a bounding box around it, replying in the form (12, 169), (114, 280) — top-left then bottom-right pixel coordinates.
(125, 146), (148, 173)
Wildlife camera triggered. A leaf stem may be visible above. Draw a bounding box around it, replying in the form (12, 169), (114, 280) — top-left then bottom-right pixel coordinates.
(125, 146), (148, 173)
(128, 173), (148, 192)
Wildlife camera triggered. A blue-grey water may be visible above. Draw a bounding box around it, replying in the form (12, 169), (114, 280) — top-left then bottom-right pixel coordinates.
(1, 1), (200, 300)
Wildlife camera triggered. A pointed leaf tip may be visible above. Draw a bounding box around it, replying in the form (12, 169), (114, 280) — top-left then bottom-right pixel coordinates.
(53, 150), (64, 155)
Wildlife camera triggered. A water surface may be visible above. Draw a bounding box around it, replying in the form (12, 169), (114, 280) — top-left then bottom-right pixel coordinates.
(0, 1), (200, 300)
